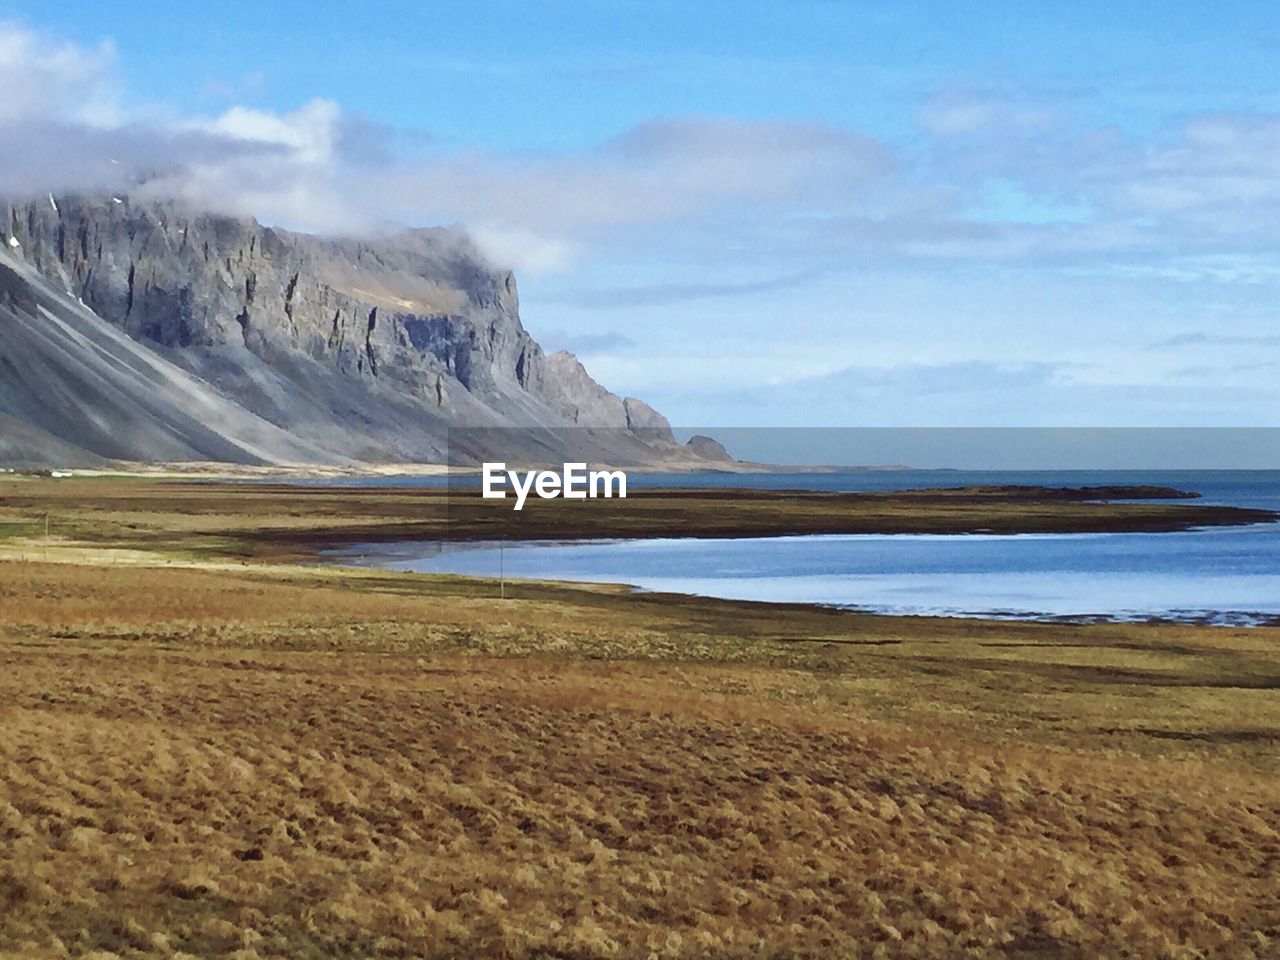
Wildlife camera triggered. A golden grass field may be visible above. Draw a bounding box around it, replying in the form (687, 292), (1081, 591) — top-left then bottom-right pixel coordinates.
(2, 479), (1280, 958)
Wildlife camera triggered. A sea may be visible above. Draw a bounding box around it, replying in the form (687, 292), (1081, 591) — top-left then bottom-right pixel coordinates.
(331, 470), (1280, 625)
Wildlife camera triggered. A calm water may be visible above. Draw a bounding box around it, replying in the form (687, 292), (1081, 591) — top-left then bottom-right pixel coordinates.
(336, 470), (1280, 625)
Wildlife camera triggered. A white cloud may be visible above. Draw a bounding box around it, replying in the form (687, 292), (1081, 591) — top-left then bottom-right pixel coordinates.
(466, 224), (573, 275)
(0, 21), (903, 267)
(920, 89), (1055, 137)
(356, 116), (893, 247)
(1119, 113), (1280, 221)
(201, 99), (342, 164)
(0, 21), (119, 125)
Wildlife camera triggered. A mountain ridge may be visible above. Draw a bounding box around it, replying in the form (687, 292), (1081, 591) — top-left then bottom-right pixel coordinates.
(0, 194), (692, 468)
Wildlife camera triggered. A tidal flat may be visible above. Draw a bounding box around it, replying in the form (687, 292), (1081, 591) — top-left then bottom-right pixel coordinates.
(1, 478), (1279, 957)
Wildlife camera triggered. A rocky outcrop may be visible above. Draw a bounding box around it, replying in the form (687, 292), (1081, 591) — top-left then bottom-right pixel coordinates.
(622, 397), (675, 444)
(0, 194), (687, 465)
(542, 352), (676, 442)
(685, 434), (734, 462)
(543, 351), (628, 426)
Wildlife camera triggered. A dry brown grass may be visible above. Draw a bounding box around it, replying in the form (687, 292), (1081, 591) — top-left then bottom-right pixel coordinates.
(2, 560), (1280, 958)
(0, 477), (1271, 561)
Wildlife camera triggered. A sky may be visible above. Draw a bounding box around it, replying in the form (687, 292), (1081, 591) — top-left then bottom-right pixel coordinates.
(2, 0), (1280, 431)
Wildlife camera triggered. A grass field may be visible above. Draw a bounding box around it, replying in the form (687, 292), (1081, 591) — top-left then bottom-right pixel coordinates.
(3, 558), (1280, 958)
(2, 481), (1279, 958)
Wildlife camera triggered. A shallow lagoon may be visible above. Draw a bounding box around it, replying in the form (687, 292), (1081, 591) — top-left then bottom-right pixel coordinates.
(337, 470), (1280, 624)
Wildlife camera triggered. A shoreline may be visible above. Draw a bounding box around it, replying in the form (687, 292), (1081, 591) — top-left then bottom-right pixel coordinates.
(330, 540), (1280, 631)
(2, 475), (1275, 630)
(244, 484), (1278, 557)
(5, 530), (1280, 632)
(6, 533), (1278, 630)
(2, 476), (1275, 559)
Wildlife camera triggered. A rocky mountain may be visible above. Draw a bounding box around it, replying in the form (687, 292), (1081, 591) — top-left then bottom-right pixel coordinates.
(0, 194), (694, 468)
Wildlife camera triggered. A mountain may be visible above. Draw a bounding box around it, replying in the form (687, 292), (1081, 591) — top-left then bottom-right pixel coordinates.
(0, 194), (691, 468)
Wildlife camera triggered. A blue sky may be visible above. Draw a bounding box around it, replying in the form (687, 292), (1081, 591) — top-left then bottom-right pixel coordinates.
(3, 1), (1280, 428)
(19, 1), (1280, 144)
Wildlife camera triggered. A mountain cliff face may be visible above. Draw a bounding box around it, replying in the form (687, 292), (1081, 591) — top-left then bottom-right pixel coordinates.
(543, 351), (674, 441)
(0, 194), (682, 466)
(0, 250), (335, 465)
